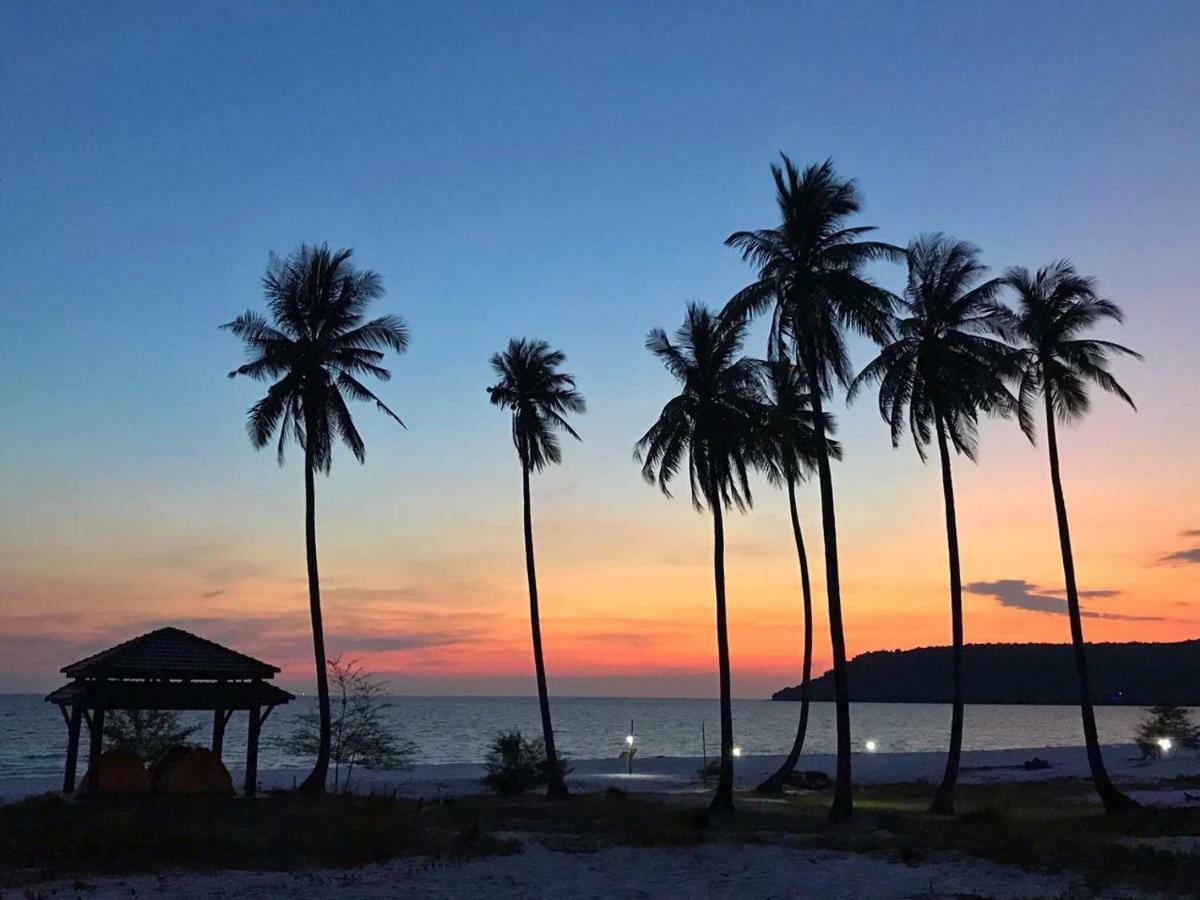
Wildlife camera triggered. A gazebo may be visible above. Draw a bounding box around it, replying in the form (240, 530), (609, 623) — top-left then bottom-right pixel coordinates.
(45, 627), (294, 797)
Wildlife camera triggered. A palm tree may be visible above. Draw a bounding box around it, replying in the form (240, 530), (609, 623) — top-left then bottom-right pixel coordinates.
(850, 235), (1013, 813)
(224, 244), (408, 794)
(635, 304), (763, 813)
(1004, 261), (1142, 813)
(487, 338), (585, 800)
(724, 156), (901, 821)
(752, 359), (839, 795)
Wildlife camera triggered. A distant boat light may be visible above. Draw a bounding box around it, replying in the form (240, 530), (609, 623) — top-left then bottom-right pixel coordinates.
(865, 739), (878, 752)
(732, 746), (743, 757)
(1157, 737), (1173, 753)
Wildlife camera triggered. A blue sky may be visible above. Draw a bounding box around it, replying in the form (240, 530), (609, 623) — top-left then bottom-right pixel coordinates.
(1, 1), (1197, 695)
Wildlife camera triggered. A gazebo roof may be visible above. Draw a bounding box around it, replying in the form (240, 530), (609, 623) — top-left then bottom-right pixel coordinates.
(61, 626), (280, 680)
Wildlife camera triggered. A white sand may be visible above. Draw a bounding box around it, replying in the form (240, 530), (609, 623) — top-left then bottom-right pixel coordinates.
(17, 838), (1139, 899)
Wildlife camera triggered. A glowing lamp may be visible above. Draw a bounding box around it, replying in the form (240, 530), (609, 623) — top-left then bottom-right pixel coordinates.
(865, 739), (878, 752)
(732, 746), (743, 758)
(625, 735), (635, 746)
(1157, 737), (1173, 753)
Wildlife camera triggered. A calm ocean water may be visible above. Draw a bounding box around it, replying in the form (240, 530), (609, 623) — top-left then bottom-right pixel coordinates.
(0, 694), (1170, 781)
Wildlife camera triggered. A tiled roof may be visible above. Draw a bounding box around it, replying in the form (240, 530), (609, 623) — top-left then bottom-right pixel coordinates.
(62, 627), (280, 678)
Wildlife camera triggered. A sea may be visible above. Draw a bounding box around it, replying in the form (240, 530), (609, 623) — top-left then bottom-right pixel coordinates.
(0, 694), (1173, 781)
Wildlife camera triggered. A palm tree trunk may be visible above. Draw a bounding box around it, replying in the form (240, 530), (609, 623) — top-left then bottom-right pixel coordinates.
(710, 498), (735, 813)
(298, 440), (331, 795)
(805, 357), (853, 823)
(930, 414), (964, 815)
(1043, 393), (1137, 812)
(523, 461), (569, 800)
(756, 475), (813, 795)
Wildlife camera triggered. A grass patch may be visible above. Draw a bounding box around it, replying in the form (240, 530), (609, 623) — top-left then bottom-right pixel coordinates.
(0, 792), (517, 888)
(3, 781), (1199, 894)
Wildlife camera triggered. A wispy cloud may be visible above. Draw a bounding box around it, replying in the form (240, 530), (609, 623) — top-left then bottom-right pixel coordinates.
(964, 579), (1161, 622)
(1045, 587), (1123, 599)
(1160, 547), (1200, 565)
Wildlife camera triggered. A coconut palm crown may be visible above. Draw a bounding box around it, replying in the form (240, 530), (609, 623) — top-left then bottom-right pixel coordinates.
(724, 156), (902, 387)
(1004, 261), (1141, 439)
(224, 244), (407, 467)
(635, 305), (764, 512)
(850, 234), (1014, 454)
(487, 338), (585, 471)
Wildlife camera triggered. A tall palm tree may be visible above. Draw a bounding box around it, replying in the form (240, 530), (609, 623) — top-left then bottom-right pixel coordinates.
(752, 359), (839, 795)
(224, 244), (407, 794)
(487, 338), (585, 800)
(724, 156), (901, 821)
(635, 304), (763, 813)
(1004, 261), (1142, 813)
(850, 235), (1013, 813)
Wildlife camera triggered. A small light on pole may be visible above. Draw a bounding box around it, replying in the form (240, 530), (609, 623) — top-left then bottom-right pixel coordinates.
(624, 720), (636, 774)
(732, 746), (743, 758)
(865, 739), (878, 753)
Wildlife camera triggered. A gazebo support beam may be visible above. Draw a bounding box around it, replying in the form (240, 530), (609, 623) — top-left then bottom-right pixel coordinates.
(212, 708), (229, 758)
(62, 704), (83, 793)
(86, 707), (106, 790)
(244, 704), (261, 797)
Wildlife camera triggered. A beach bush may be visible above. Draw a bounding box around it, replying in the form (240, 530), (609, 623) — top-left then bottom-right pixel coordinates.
(482, 730), (570, 795)
(281, 657), (416, 792)
(1136, 705), (1200, 758)
(103, 710), (199, 762)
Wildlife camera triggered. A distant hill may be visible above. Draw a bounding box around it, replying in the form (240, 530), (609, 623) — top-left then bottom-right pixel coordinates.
(772, 640), (1200, 705)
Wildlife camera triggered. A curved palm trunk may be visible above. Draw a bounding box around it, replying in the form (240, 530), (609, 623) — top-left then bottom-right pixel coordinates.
(930, 415), (964, 814)
(805, 359), (853, 823)
(298, 442), (332, 795)
(1043, 394), (1137, 813)
(522, 462), (569, 800)
(756, 476), (813, 795)
(709, 498), (735, 813)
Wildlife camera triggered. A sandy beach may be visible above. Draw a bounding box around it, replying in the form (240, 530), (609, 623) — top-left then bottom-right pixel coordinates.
(6, 741), (1193, 803)
(15, 840), (1142, 900)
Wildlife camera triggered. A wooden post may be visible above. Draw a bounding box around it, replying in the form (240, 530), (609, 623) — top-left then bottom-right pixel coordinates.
(62, 705), (83, 793)
(86, 707), (106, 791)
(212, 709), (226, 758)
(244, 706), (261, 798)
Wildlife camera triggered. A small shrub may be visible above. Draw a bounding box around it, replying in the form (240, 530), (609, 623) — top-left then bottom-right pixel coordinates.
(482, 730), (570, 796)
(958, 805), (1009, 826)
(1136, 705), (1200, 759)
(280, 657), (417, 792)
(104, 710), (199, 763)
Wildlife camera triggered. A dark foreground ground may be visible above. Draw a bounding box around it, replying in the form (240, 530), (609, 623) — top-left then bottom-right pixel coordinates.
(3, 778), (1199, 897)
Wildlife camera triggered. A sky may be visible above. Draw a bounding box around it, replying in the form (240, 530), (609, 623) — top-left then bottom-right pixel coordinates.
(0, 1), (1197, 697)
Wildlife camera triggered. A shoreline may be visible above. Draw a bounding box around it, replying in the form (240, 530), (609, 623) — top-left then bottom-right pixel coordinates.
(4, 742), (1195, 804)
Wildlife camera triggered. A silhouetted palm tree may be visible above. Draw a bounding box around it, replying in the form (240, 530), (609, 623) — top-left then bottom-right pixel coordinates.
(725, 156), (901, 821)
(224, 244), (407, 794)
(851, 235), (1012, 814)
(488, 338), (585, 800)
(635, 304), (763, 813)
(752, 359), (839, 795)
(1004, 261), (1142, 813)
